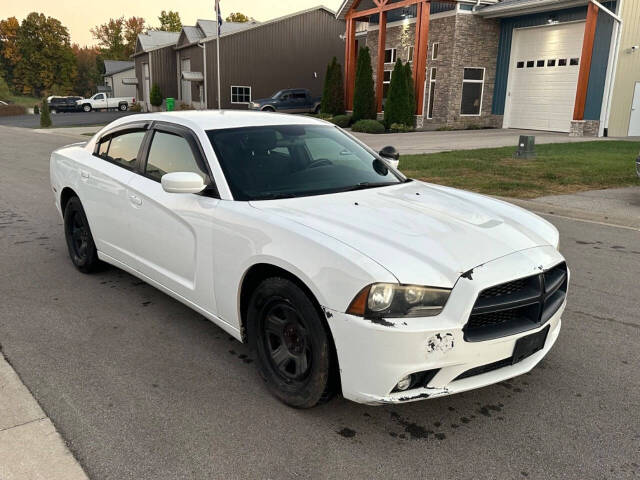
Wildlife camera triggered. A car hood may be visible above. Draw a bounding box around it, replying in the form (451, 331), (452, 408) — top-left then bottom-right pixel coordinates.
(252, 98), (273, 104)
(250, 181), (559, 287)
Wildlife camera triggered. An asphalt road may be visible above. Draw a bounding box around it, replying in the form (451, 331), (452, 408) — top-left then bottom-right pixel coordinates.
(0, 127), (638, 480)
(0, 110), (138, 128)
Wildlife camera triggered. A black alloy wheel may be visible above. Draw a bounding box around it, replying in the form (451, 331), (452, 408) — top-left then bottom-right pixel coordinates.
(248, 277), (335, 408)
(63, 196), (100, 273)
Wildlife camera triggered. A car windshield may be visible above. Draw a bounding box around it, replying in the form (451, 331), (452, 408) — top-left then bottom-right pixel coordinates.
(271, 90), (284, 99)
(206, 125), (405, 201)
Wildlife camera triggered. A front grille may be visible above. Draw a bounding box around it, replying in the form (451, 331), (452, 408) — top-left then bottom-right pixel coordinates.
(463, 262), (567, 342)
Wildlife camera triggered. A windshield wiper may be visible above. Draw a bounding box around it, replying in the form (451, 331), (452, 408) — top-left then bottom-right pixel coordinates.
(255, 192), (297, 200)
(340, 181), (399, 192)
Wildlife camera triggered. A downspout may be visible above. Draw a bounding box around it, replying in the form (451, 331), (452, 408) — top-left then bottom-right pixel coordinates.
(472, 0), (482, 12)
(198, 42), (208, 109)
(594, 0), (623, 136)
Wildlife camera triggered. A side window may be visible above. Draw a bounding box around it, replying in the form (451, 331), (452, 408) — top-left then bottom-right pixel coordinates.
(98, 130), (145, 169)
(95, 94), (104, 100)
(145, 131), (208, 182)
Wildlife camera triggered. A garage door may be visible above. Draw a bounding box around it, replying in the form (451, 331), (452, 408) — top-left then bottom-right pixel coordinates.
(505, 22), (585, 132)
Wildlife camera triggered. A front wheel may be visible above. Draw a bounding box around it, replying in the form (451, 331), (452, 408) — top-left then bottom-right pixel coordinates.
(119, 103), (128, 111)
(248, 277), (335, 408)
(63, 196), (100, 273)
(82, 104), (91, 112)
(262, 106), (275, 112)
(314, 105), (321, 114)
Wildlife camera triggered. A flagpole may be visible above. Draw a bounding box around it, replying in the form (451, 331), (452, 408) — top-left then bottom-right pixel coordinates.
(216, 1), (222, 109)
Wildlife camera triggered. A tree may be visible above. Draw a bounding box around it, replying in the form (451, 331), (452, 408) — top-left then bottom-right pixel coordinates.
(352, 46), (376, 123)
(225, 12), (252, 22)
(150, 83), (162, 107)
(73, 44), (101, 97)
(158, 10), (182, 32)
(403, 62), (416, 127)
(383, 59), (407, 128)
(0, 17), (21, 86)
(40, 98), (51, 127)
(91, 16), (145, 60)
(123, 17), (146, 57)
(13, 13), (76, 96)
(321, 57), (344, 116)
(0, 73), (11, 99)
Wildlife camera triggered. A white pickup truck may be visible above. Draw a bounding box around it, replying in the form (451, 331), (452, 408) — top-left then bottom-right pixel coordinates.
(76, 93), (135, 112)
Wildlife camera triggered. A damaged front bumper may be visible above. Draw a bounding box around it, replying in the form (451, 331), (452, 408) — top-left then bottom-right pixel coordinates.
(325, 245), (567, 405)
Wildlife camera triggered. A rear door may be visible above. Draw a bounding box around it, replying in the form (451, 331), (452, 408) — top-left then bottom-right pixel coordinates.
(79, 124), (149, 265)
(125, 122), (219, 311)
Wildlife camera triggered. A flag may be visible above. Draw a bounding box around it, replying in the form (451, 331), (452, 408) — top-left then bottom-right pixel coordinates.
(215, 0), (222, 36)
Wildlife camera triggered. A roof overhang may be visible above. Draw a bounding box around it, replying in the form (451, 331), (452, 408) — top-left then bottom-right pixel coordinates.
(336, 0), (357, 20)
(122, 78), (138, 85)
(181, 71), (204, 82)
(477, 0), (590, 18)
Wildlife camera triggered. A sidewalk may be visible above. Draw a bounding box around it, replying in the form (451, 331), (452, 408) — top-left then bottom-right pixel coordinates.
(0, 353), (87, 480)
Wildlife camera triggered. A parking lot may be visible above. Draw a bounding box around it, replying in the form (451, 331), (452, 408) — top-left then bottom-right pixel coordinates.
(0, 127), (638, 479)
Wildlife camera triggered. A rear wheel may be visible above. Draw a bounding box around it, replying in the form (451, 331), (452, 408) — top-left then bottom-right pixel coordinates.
(314, 105), (321, 114)
(63, 196), (100, 273)
(248, 277), (334, 408)
(119, 103), (128, 111)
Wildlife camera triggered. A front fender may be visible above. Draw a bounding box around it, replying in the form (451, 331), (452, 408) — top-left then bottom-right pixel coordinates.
(211, 201), (397, 330)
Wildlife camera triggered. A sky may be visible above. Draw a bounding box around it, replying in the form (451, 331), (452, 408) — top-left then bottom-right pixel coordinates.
(3, 0), (344, 47)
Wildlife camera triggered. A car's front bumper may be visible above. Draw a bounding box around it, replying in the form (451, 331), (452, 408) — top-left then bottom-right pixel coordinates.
(325, 245), (567, 405)
(635, 155), (640, 178)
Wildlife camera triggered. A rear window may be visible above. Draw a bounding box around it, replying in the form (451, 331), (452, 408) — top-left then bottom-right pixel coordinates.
(96, 130), (145, 169)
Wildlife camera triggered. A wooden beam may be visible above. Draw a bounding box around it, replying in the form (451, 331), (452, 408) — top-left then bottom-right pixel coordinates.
(345, 17), (357, 110)
(412, 1), (423, 85)
(414, 1), (430, 115)
(347, 0), (423, 19)
(573, 2), (599, 120)
(376, 11), (387, 112)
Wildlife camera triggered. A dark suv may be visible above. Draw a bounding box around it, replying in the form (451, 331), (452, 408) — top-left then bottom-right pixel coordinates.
(249, 89), (321, 114)
(48, 96), (82, 113)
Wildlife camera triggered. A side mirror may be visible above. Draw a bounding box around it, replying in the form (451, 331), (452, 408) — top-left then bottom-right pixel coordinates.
(379, 145), (400, 161)
(161, 172), (206, 194)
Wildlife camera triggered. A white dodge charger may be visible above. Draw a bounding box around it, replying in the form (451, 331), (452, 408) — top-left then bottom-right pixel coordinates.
(50, 111), (568, 408)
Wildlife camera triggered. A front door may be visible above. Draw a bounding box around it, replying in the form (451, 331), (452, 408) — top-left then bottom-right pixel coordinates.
(125, 124), (218, 312)
(181, 58), (192, 106)
(93, 93), (108, 110)
(628, 82), (640, 136)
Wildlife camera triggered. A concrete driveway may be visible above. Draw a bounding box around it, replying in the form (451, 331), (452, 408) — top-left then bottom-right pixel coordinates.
(1, 125), (639, 479)
(353, 128), (627, 155)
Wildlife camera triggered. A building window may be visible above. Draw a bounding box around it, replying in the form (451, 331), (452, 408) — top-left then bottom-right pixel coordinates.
(516, 61), (524, 68)
(432, 42), (439, 60)
(536, 59), (545, 67)
(547, 59), (556, 67)
(407, 46), (414, 63)
(558, 58), (567, 66)
(460, 67), (484, 116)
(427, 67), (436, 119)
(570, 57), (580, 66)
(383, 70), (392, 98)
(384, 48), (396, 64)
(526, 60), (534, 68)
(231, 86), (251, 104)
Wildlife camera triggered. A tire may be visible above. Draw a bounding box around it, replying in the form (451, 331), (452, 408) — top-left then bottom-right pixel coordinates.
(314, 105), (321, 114)
(262, 106), (275, 112)
(63, 196), (100, 273)
(82, 104), (91, 112)
(119, 103), (128, 111)
(248, 277), (335, 408)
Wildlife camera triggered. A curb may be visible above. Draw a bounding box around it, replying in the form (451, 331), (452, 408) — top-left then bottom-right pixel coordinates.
(0, 353), (88, 480)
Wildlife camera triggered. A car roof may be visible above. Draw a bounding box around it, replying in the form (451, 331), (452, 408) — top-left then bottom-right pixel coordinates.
(110, 110), (329, 132)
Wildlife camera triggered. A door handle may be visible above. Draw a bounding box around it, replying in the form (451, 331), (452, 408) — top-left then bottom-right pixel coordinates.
(129, 194), (142, 206)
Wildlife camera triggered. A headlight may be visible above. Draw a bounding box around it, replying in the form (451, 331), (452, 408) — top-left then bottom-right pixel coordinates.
(347, 283), (451, 318)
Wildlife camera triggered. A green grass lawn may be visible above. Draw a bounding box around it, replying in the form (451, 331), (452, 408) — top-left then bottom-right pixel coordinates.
(400, 141), (640, 199)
